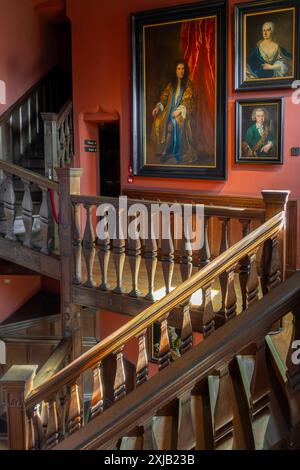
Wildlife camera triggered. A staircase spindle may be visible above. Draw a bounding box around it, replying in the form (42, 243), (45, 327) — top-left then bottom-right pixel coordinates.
(3, 172), (16, 241)
(66, 383), (82, 435)
(216, 264), (237, 326)
(198, 281), (215, 337)
(128, 211), (141, 297)
(113, 210), (126, 294)
(28, 405), (43, 450)
(246, 249), (259, 307)
(65, 118), (70, 165)
(21, 179), (33, 248)
(83, 204), (96, 287)
(72, 202), (82, 284)
(89, 363), (104, 420)
(239, 219), (251, 310)
(212, 365), (235, 450)
(113, 348), (127, 401)
(142, 418), (154, 450)
(199, 215), (211, 267)
(261, 233), (282, 295)
(218, 218), (230, 316)
(161, 217), (174, 294)
(177, 390), (195, 450)
(97, 210), (111, 290)
(40, 400), (48, 438)
(136, 331), (149, 386)
(144, 211), (158, 301)
(179, 231), (193, 353)
(45, 398), (59, 449)
(39, 186), (51, 255)
(59, 123), (66, 166)
(158, 316), (171, 371)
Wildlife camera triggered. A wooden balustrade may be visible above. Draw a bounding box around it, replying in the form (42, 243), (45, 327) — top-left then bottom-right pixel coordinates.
(1, 210), (283, 449)
(51, 272), (300, 450)
(41, 100), (74, 179)
(0, 67), (64, 168)
(0, 161), (58, 257)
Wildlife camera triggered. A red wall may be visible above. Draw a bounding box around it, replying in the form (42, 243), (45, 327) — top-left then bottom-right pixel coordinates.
(68, 0), (300, 199)
(0, 275), (41, 323)
(0, 0), (58, 114)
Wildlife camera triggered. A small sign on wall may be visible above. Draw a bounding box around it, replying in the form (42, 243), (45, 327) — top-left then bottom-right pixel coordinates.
(84, 139), (98, 153)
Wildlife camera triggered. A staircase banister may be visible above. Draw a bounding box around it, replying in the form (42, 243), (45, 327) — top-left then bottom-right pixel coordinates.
(0, 160), (59, 192)
(71, 194), (266, 220)
(54, 271), (300, 450)
(0, 66), (60, 123)
(41, 100), (72, 126)
(25, 211), (284, 409)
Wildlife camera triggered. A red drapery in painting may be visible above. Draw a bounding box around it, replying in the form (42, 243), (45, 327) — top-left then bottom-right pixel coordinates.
(180, 18), (216, 158)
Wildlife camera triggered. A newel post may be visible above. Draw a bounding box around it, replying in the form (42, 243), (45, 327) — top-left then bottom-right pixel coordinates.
(0, 365), (37, 450)
(41, 113), (59, 179)
(56, 168), (84, 360)
(261, 190), (290, 284)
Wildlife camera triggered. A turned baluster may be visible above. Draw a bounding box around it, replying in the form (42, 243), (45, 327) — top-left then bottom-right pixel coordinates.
(261, 233), (282, 295)
(39, 187), (51, 255)
(28, 405), (43, 450)
(246, 249), (259, 307)
(40, 400), (48, 438)
(249, 340), (271, 413)
(59, 124), (66, 166)
(83, 204), (96, 288)
(136, 331), (149, 386)
(57, 128), (62, 167)
(113, 211), (126, 294)
(161, 218), (174, 294)
(216, 264), (237, 326)
(3, 172), (16, 241)
(21, 179), (33, 248)
(284, 305), (300, 448)
(212, 365), (235, 450)
(45, 397), (59, 449)
(177, 389), (195, 450)
(179, 232), (193, 354)
(89, 362), (104, 420)
(198, 281), (215, 336)
(72, 202), (82, 284)
(218, 218), (230, 314)
(97, 210), (111, 290)
(144, 211), (158, 301)
(113, 348), (126, 401)
(128, 211), (141, 297)
(66, 383), (82, 435)
(69, 111), (74, 159)
(199, 215), (211, 268)
(158, 315), (171, 371)
(239, 219), (251, 310)
(65, 118), (70, 165)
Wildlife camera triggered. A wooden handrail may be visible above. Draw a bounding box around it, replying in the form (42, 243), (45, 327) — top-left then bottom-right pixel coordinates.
(55, 271), (300, 450)
(0, 160), (59, 192)
(25, 211), (284, 408)
(71, 194), (265, 220)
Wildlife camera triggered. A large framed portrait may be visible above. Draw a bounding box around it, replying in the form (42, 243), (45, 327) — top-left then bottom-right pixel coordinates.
(235, 0), (300, 90)
(131, 0), (227, 180)
(235, 98), (284, 164)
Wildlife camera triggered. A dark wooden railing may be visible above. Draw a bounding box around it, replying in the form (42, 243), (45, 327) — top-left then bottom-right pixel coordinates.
(54, 272), (300, 450)
(0, 209), (287, 449)
(0, 161), (58, 257)
(41, 100), (74, 179)
(0, 67), (67, 167)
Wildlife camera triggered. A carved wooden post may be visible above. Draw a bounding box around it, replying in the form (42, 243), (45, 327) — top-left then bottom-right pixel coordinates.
(198, 281), (215, 336)
(41, 113), (59, 179)
(0, 365), (37, 450)
(89, 363), (104, 420)
(56, 168), (83, 360)
(239, 219), (251, 310)
(136, 330), (149, 387)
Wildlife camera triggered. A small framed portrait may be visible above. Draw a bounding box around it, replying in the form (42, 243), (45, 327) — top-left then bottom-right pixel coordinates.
(131, 0), (227, 180)
(235, 0), (300, 90)
(235, 98), (284, 164)
(149, 323), (181, 363)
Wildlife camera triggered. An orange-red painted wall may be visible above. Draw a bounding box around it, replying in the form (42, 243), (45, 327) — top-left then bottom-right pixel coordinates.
(68, 0), (300, 267)
(0, 0), (58, 114)
(0, 275), (41, 323)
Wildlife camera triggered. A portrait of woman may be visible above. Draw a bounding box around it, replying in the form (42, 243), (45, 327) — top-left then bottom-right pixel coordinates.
(151, 60), (196, 164)
(235, 0), (299, 90)
(247, 22), (292, 80)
